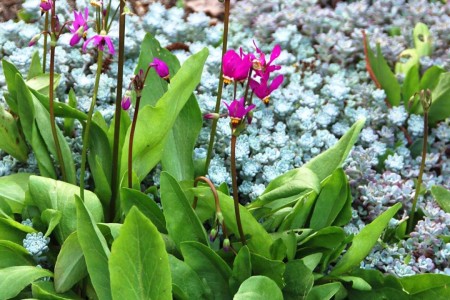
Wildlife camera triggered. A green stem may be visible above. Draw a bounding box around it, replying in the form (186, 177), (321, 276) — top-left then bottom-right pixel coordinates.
(128, 95), (141, 189)
(407, 111), (428, 233)
(204, 0), (231, 175)
(110, 0), (126, 221)
(80, 50), (104, 200)
(43, 12), (49, 73)
(243, 69), (253, 104)
(231, 135), (246, 245)
(49, 0), (67, 182)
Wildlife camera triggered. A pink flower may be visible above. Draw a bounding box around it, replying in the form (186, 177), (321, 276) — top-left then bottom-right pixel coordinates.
(149, 58), (170, 80)
(121, 94), (131, 110)
(223, 97), (256, 127)
(40, 0), (53, 12)
(82, 30), (115, 55)
(252, 42), (282, 77)
(249, 74), (284, 105)
(222, 48), (252, 84)
(69, 8), (89, 46)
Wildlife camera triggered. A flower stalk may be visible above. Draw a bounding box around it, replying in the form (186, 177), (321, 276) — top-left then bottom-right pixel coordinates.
(128, 94), (141, 189)
(43, 11), (49, 72)
(231, 134), (246, 245)
(407, 89), (432, 233)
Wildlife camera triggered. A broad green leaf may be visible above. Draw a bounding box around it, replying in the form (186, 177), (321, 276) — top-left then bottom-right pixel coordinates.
(75, 195), (112, 300)
(120, 187), (166, 233)
(0, 218), (29, 244)
(298, 227), (346, 264)
(283, 260), (314, 300)
(402, 63), (420, 110)
(337, 276), (371, 291)
(41, 208), (62, 237)
(279, 192), (317, 230)
(419, 66), (445, 91)
(26, 73), (61, 96)
(413, 22), (432, 57)
(262, 207), (292, 232)
(2, 59), (20, 112)
(330, 203), (402, 275)
(54, 232), (87, 293)
(160, 172), (208, 248)
(0, 240), (35, 268)
(31, 89), (87, 121)
(230, 246), (252, 294)
(0, 173), (31, 213)
(64, 89), (77, 136)
(0, 266), (53, 300)
(32, 281), (82, 300)
(234, 276), (283, 300)
(395, 49), (419, 76)
(310, 168), (349, 230)
(98, 223), (122, 241)
(31, 119), (57, 178)
(120, 47), (208, 182)
(169, 255), (211, 300)
(180, 241), (232, 300)
(301, 253), (323, 271)
(110, 206), (171, 300)
(251, 252), (285, 288)
(0, 105), (28, 162)
(0, 215), (36, 233)
(429, 72), (450, 124)
(189, 186), (273, 258)
(306, 282), (342, 300)
(400, 274), (450, 295)
(27, 51), (43, 80)
(304, 119), (365, 182)
(29, 176), (104, 243)
(431, 185), (450, 213)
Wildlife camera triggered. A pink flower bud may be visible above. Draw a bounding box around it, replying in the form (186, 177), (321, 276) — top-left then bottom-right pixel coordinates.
(121, 94), (131, 110)
(149, 58), (170, 80)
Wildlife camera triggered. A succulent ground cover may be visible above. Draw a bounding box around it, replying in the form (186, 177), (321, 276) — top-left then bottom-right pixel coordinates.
(1, 0), (450, 299)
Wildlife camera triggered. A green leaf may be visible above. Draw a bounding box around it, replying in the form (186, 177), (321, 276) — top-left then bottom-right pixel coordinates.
(54, 232), (87, 293)
(337, 276), (372, 291)
(402, 63), (420, 110)
(41, 208), (62, 237)
(0, 266), (53, 300)
(120, 187), (167, 233)
(26, 73), (61, 96)
(413, 22), (432, 57)
(304, 119), (365, 182)
(180, 241), (232, 300)
(75, 195), (112, 300)
(330, 203), (402, 275)
(168, 255), (211, 300)
(279, 192), (317, 230)
(234, 276), (283, 300)
(306, 282), (342, 300)
(283, 260), (314, 300)
(0, 173), (31, 213)
(160, 172), (208, 248)
(310, 168), (349, 230)
(400, 273), (450, 295)
(395, 49), (419, 76)
(419, 66), (445, 91)
(31, 119), (57, 178)
(250, 252), (285, 288)
(2, 59), (21, 112)
(0, 218), (29, 244)
(0, 105), (28, 162)
(120, 47), (208, 183)
(64, 89), (77, 136)
(0, 240), (35, 268)
(110, 206), (172, 300)
(230, 246), (252, 294)
(31, 89), (87, 121)
(32, 281), (82, 300)
(431, 185), (450, 213)
(29, 176), (104, 243)
(27, 51), (43, 80)
(429, 72), (450, 124)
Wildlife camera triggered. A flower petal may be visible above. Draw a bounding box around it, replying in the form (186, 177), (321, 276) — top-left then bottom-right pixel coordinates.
(269, 74), (284, 92)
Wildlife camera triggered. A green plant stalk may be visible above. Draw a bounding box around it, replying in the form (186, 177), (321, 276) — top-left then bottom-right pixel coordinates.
(407, 111), (428, 233)
(128, 95), (141, 189)
(204, 0), (231, 175)
(79, 50), (104, 200)
(43, 11), (49, 73)
(231, 134), (246, 245)
(49, 0), (67, 182)
(110, 0), (126, 221)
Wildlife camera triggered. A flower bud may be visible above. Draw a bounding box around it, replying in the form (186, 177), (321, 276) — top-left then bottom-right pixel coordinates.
(223, 238), (231, 252)
(28, 33), (42, 47)
(121, 92), (132, 110)
(216, 212), (224, 224)
(209, 228), (218, 242)
(203, 113), (220, 120)
(149, 58), (170, 81)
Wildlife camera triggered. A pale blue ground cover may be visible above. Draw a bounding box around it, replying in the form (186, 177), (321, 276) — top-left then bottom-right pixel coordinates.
(1, 0), (450, 277)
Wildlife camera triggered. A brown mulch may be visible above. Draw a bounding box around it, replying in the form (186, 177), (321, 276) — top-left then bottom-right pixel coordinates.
(0, 0), (22, 22)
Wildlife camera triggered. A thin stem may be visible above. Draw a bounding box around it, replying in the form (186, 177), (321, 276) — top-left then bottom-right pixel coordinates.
(43, 12), (49, 73)
(128, 95), (141, 189)
(110, 0), (126, 221)
(230, 135), (246, 245)
(243, 69), (253, 104)
(233, 81), (237, 100)
(80, 50), (104, 200)
(204, 0), (231, 175)
(49, 0), (67, 182)
(407, 111), (428, 233)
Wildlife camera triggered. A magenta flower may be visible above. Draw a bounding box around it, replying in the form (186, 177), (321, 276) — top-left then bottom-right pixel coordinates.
(121, 94), (131, 110)
(149, 58), (170, 80)
(28, 33), (41, 47)
(82, 30), (115, 55)
(222, 48), (252, 84)
(40, 0), (53, 12)
(252, 42), (282, 77)
(249, 74), (284, 105)
(223, 97), (256, 127)
(69, 8), (89, 46)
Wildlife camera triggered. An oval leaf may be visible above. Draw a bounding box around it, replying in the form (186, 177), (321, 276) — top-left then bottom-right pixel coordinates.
(234, 276), (283, 300)
(0, 266), (53, 299)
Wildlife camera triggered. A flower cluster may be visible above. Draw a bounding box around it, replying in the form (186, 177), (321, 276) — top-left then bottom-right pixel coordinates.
(23, 232), (50, 262)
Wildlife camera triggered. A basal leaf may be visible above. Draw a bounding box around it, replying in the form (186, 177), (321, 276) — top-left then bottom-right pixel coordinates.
(283, 260), (314, 300)
(429, 72), (450, 124)
(0, 266), (53, 300)
(32, 281), (82, 300)
(0, 105), (28, 162)
(234, 276), (283, 300)
(26, 73), (61, 96)
(0, 173), (31, 213)
(27, 51), (43, 80)
(230, 246), (252, 294)
(431, 185), (450, 213)
(250, 252), (285, 288)
(41, 208), (62, 237)
(110, 206), (172, 300)
(305, 282), (342, 300)
(0, 240), (35, 268)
